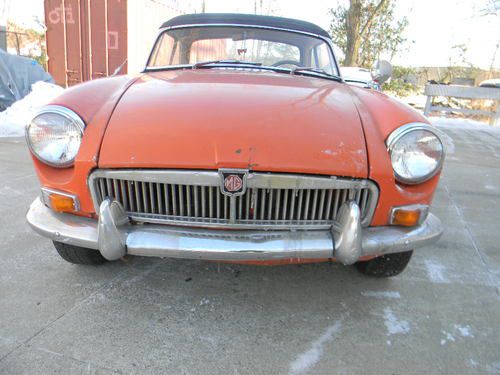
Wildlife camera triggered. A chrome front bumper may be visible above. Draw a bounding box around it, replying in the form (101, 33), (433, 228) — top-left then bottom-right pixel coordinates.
(26, 197), (443, 265)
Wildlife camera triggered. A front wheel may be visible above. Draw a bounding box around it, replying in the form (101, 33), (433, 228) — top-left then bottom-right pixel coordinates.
(355, 250), (413, 277)
(53, 241), (107, 265)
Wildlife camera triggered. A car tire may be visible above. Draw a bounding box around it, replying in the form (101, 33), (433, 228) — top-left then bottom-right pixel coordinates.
(53, 241), (107, 265)
(354, 250), (413, 277)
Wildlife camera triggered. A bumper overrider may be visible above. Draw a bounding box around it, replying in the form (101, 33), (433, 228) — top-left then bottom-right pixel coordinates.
(26, 197), (443, 265)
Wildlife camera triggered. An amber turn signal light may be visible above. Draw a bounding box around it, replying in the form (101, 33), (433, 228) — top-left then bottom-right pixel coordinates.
(390, 205), (429, 227)
(41, 188), (79, 213)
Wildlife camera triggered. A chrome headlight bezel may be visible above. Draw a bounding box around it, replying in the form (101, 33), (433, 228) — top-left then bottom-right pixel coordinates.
(26, 105), (85, 168)
(386, 122), (445, 185)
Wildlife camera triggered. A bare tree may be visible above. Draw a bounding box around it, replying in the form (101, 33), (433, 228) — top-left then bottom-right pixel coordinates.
(330, 0), (408, 67)
(480, 0), (500, 71)
(481, 0), (500, 16)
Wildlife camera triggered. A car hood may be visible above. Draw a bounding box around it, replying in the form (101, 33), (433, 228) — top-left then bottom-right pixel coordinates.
(98, 69), (368, 177)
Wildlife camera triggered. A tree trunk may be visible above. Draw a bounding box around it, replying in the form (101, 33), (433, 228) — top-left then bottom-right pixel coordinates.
(344, 0), (362, 66)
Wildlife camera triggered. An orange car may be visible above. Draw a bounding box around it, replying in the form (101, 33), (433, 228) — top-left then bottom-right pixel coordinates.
(26, 14), (444, 277)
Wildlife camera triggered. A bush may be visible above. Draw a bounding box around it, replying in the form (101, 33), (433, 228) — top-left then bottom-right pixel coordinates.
(383, 65), (418, 97)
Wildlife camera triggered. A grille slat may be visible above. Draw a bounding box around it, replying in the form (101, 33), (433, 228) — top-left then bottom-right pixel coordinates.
(150, 183), (156, 214)
(282, 189), (288, 220)
(186, 185), (192, 217)
(274, 189), (281, 220)
(253, 189), (258, 220)
(201, 186), (207, 217)
(209, 186), (214, 218)
(156, 183), (162, 215)
(361, 189), (368, 213)
(332, 190), (340, 220)
(216, 188), (221, 218)
(127, 181), (134, 211)
(260, 189), (266, 220)
(245, 189), (251, 220)
(303, 190), (311, 220)
(141, 182), (148, 213)
(92, 172), (376, 229)
(296, 190), (303, 221)
(267, 189), (273, 220)
(135, 182), (142, 212)
(289, 189), (296, 221)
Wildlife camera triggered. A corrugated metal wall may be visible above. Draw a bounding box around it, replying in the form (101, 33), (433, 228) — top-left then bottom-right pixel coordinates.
(45, 0), (127, 87)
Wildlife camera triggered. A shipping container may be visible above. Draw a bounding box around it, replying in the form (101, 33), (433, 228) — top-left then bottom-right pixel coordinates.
(44, 0), (198, 87)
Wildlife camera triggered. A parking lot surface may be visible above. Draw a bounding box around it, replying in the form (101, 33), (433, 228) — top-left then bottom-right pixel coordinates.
(0, 123), (499, 374)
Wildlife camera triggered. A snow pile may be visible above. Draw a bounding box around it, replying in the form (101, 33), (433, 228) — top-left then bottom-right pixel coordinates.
(389, 93), (428, 109)
(0, 81), (64, 137)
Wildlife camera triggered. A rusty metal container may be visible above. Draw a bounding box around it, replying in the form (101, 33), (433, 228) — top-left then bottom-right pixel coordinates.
(44, 0), (190, 87)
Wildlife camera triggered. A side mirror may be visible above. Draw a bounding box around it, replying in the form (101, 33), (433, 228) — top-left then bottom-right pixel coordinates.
(372, 60), (393, 84)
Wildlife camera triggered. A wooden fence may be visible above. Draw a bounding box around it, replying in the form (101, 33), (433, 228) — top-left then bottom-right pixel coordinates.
(424, 84), (500, 126)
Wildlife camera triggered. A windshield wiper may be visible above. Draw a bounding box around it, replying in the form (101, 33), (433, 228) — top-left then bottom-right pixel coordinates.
(192, 60), (262, 69)
(290, 67), (343, 82)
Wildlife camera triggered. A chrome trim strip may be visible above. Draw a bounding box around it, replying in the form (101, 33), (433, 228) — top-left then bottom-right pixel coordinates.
(26, 197), (443, 263)
(88, 169), (379, 228)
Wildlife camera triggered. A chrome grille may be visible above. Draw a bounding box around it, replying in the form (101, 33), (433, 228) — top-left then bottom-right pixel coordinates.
(90, 170), (378, 229)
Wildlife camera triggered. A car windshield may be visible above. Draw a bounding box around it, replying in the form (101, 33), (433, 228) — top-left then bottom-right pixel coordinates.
(146, 26), (338, 76)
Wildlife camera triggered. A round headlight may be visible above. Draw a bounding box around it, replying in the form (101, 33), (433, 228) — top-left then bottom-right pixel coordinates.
(387, 123), (444, 184)
(26, 105), (85, 168)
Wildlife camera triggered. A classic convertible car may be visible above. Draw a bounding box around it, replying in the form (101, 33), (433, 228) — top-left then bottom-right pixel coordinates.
(26, 13), (444, 277)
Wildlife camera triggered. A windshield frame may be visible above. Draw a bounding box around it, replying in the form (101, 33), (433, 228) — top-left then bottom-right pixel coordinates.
(144, 23), (341, 77)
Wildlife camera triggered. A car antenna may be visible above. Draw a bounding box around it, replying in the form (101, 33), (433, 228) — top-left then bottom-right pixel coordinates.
(112, 59), (128, 76)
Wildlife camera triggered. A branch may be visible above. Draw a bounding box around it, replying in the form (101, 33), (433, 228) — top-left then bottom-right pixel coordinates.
(360, 0), (388, 36)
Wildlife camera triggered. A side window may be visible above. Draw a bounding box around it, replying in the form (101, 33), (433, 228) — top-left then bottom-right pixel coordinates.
(311, 44), (334, 75)
(149, 34), (180, 67)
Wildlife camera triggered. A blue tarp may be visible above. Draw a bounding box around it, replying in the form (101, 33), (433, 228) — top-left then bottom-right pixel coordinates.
(0, 49), (53, 111)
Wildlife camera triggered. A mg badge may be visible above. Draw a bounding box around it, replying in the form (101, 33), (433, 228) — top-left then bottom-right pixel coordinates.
(219, 169), (248, 196)
(225, 175), (243, 192)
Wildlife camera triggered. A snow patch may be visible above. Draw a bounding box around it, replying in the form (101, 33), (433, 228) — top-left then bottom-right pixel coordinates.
(288, 317), (344, 375)
(383, 307), (410, 336)
(424, 259), (449, 283)
(440, 325), (474, 345)
(454, 324), (474, 338)
(440, 330), (455, 345)
(431, 116), (490, 128)
(392, 93), (428, 109)
(0, 81), (64, 137)
(468, 359), (479, 368)
(430, 117), (500, 132)
(361, 291), (401, 299)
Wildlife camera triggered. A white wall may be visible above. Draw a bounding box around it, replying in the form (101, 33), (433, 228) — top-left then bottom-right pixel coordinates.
(127, 0), (199, 74)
